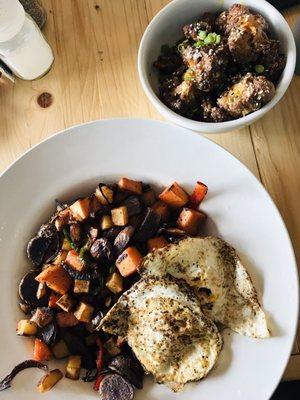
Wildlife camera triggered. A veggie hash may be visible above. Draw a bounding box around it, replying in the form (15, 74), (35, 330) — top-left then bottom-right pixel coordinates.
(3, 177), (208, 397)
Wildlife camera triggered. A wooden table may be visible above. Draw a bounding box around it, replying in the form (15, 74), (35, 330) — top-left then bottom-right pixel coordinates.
(0, 0), (299, 380)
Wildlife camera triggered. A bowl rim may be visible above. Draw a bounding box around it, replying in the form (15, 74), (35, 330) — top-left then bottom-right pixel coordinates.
(137, 0), (296, 133)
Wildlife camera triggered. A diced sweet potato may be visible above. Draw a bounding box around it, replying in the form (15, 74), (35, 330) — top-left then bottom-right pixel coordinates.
(151, 201), (169, 222)
(74, 279), (90, 294)
(16, 320), (38, 336)
(176, 207), (206, 236)
(65, 250), (86, 272)
(189, 181), (208, 209)
(101, 215), (114, 230)
(56, 294), (76, 312)
(118, 177), (142, 195)
(56, 311), (79, 328)
(37, 369), (63, 393)
(142, 189), (156, 206)
(95, 185), (114, 205)
(52, 339), (70, 359)
(147, 236), (168, 252)
(53, 250), (68, 265)
(116, 247), (143, 277)
(111, 206), (128, 226)
(70, 198), (90, 221)
(159, 182), (189, 208)
(106, 272), (123, 294)
(36, 264), (72, 295)
(33, 338), (52, 361)
(66, 355), (82, 380)
(73, 302), (94, 323)
(48, 292), (61, 309)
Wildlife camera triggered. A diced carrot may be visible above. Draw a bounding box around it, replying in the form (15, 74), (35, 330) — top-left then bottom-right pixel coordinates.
(177, 207), (206, 236)
(36, 264), (72, 295)
(158, 182), (189, 208)
(147, 236), (168, 252)
(189, 181), (208, 209)
(118, 177), (142, 195)
(33, 338), (52, 362)
(56, 311), (79, 328)
(116, 247), (143, 277)
(151, 201), (169, 222)
(69, 198), (90, 221)
(48, 292), (61, 309)
(65, 250), (86, 272)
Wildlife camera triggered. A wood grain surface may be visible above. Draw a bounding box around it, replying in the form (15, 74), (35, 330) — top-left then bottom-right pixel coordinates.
(0, 0), (299, 379)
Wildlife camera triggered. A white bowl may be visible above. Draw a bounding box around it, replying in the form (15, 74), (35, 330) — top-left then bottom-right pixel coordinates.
(138, 0), (296, 134)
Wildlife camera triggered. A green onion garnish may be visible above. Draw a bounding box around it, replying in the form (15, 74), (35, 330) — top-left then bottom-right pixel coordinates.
(194, 40), (204, 48)
(198, 30), (207, 40)
(204, 32), (215, 44)
(254, 64), (265, 74)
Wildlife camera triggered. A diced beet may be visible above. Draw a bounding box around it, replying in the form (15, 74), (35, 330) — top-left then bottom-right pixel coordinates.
(134, 208), (161, 242)
(108, 354), (144, 389)
(124, 196), (142, 217)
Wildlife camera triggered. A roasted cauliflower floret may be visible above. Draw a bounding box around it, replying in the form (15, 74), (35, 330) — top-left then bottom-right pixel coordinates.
(181, 44), (229, 92)
(216, 4), (270, 64)
(183, 13), (215, 40)
(201, 99), (230, 122)
(159, 76), (199, 117)
(217, 73), (275, 117)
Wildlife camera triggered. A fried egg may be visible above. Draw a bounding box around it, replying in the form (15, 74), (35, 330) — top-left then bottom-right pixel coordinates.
(139, 237), (269, 339)
(100, 276), (222, 391)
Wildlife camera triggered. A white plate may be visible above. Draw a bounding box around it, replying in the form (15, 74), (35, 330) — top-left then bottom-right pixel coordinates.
(0, 119), (298, 400)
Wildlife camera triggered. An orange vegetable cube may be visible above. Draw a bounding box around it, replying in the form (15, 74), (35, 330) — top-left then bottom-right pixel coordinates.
(56, 311), (79, 328)
(177, 208), (206, 236)
(48, 292), (61, 309)
(65, 250), (86, 272)
(36, 264), (72, 295)
(33, 338), (52, 362)
(189, 181), (208, 209)
(69, 198), (90, 221)
(147, 236), (168, 252)
(118, 177), (142, 195)
(116, 247), (143, 277)
(158, 182), (189, 208)
(151, 201), (169, 222)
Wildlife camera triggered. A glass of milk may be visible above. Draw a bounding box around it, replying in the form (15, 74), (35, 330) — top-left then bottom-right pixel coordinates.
(0, 0), (54, 80)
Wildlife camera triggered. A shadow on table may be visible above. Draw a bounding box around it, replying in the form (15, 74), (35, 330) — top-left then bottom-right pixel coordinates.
(271, 381), (300, 399)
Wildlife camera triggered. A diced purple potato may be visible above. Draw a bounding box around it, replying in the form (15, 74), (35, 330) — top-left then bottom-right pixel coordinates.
(114, 226), (135, 254)
(124, 196), (142, 217)
(98, 374), (134, 400)
(134, 208), (161, 242)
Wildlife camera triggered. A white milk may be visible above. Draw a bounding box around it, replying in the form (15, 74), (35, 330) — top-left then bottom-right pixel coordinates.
(0, 0), (53, 80)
